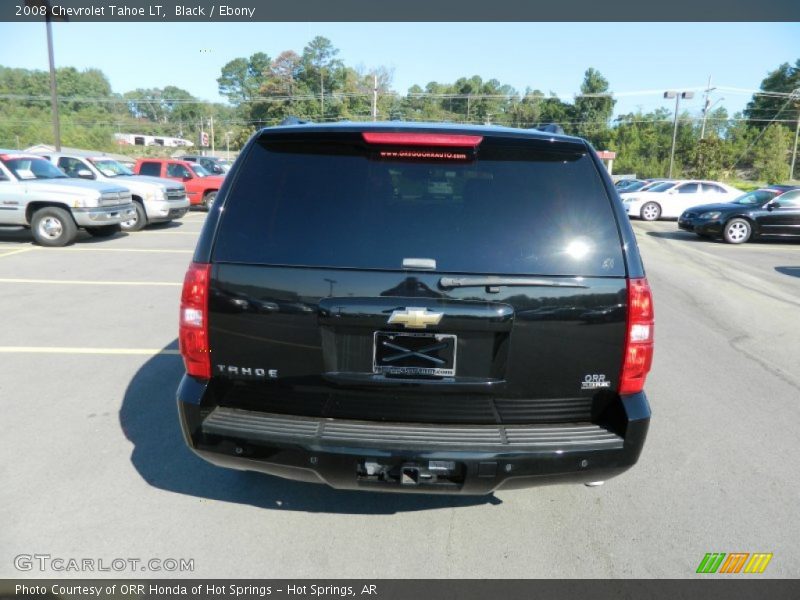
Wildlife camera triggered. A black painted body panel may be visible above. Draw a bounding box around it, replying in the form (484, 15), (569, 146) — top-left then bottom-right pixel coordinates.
(208, 265), (627, 423)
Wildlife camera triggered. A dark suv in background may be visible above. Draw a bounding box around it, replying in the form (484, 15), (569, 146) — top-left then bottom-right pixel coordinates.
(177, 122), (654, 494)
(177, 155), (228, 176)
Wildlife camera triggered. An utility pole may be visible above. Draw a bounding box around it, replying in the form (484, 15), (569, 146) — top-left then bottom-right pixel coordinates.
(320, 71), (324, 119)
(209, 116), (215, 156)
(664, 90), (695, 178)
(700, 76), (714, 140)
(372, 74), (378, 121)
(45, 10), (61, 151)
(790, 89), (800, 181)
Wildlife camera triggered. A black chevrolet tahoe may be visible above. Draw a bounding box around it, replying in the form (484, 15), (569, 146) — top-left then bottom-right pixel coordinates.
(177, 122), (653, 494)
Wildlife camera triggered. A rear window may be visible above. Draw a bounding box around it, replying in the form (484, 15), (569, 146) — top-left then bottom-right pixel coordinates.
(213, 133), (625, 277)
(138, 162), (161, 177)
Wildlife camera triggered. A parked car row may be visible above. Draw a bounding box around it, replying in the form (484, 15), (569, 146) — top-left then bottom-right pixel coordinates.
(678, 186), (800, 244)
(617, 176), (800, 244)
(35, 152), (190, 232)
(620, 179), (743, 221)
(0, 152), (136, 246)
(0, 150), (195, 246)
(614, 177), (672, 194)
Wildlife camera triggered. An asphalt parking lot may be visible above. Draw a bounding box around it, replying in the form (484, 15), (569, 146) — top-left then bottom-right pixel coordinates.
(1, 216), (798, 578)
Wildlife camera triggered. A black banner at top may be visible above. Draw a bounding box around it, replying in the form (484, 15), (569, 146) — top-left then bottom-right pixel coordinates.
(2, 0), (799, 22)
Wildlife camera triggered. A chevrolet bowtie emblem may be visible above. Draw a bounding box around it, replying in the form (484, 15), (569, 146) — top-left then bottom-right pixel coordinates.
(387, 307), (444, 329)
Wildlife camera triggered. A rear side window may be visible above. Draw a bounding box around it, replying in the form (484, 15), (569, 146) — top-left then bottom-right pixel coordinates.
(213, 134), (625, 277)
(167, 163), (192, 178)
(647, 182), (675, 192)
(58, 157), (87, 177)
(778, 191), (800, 207)
(138, 162), (161, 177)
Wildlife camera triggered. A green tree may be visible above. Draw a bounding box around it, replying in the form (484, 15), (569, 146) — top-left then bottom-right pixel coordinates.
(574, 68), (615, 147)
(752, 123), (791, 182)
(300, 36), (345, 119)
(538, 94), (575, 132)
(508, 89), (545, 127)
(609, 109), (673, 178)
(217, 52), (271, 105)
(688, 135), (726, 179)
(744, 60), (800, 132)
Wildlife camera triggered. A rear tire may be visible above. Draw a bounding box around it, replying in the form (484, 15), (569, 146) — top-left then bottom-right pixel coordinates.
(31, 207), (77, 247)
(85, 224), (121, 238)
(203, 191), (217, 211)
(640, 202), (661, 221)
(120, 202), (147, 232)
(723, 218), (752, 244)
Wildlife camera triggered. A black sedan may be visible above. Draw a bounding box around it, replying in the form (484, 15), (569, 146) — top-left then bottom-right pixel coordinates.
(679, 188), (800, 244)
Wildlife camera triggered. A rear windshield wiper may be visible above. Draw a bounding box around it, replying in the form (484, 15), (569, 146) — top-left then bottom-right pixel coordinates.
(439, 276), (588, 290)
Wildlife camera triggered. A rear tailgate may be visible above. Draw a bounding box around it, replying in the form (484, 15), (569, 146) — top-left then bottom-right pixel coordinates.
(205, 129), (629, 425)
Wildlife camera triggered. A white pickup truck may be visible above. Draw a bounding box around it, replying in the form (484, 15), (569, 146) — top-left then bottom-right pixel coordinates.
(0, 151), (135, 246)
(37, 152), (190, 232)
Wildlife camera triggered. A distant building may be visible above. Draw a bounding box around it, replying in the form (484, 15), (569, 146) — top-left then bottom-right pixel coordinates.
(114, 133), (193, 148)
(25, 144), (132, 163)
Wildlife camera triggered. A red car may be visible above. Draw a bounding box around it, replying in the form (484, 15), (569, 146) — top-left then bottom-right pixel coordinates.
(134, 158), (223, 210)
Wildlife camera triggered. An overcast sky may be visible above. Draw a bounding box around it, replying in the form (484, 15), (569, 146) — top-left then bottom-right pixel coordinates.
(1, 22), (797, 118)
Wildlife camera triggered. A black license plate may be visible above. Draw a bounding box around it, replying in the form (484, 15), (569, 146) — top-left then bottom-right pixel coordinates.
(373, 332), (456, 377)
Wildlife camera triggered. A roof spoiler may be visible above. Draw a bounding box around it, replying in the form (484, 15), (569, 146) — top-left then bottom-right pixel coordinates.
(278, 116), (312, 126)
(532, 123), (565, 135)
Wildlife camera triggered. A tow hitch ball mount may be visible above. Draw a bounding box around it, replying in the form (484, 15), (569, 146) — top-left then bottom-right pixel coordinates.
(361, 460), (458, 485)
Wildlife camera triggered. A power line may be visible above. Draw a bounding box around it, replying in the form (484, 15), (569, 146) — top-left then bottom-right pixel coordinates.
(1, 115), (797, 127)
(1, 88), (796, 105)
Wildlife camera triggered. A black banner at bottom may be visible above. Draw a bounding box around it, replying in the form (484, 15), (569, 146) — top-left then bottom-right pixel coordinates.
(2, 579), (800, 600)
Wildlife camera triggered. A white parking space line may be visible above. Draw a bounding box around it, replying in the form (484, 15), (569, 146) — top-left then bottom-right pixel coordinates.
(0, 246), (193, 254)
(60, 247), (193, 254)
(136, 231), (202, 235)
(0, 346), (180, 355)
(0, 248), (35, 259)
(0, 278), (180, 286)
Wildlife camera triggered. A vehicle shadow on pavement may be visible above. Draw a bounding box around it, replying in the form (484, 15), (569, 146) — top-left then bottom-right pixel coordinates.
(647, 230), (800, 245)
(120, 341), (499, 513)
(775, 266), (800, 278)
(147, 220), (188, 229)
(0, 229), (125, 245)
(0, 229), (35, 244)
(645, 231), (711, 243)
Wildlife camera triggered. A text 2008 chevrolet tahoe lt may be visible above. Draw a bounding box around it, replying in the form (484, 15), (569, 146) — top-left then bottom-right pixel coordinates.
(177, 122), (653, 494)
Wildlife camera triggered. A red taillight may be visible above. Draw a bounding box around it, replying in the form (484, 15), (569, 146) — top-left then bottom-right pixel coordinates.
(619, 277), (654, 395)
(361, 132), (483, 147)
(179, 262), (211, 379)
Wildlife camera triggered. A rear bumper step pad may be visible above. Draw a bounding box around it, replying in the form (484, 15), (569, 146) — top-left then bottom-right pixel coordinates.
(201, 406), (624, 451)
